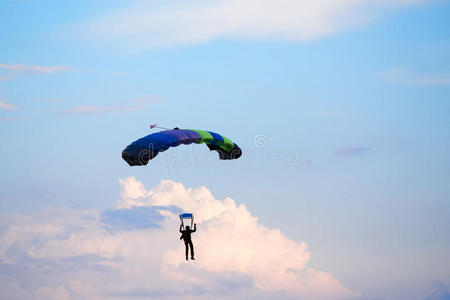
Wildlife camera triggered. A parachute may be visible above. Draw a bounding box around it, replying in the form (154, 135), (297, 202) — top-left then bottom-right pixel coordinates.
(122, 128), (242, 166)
(179, 213), (194, 229)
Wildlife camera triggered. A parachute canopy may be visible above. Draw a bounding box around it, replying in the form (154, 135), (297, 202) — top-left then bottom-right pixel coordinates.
(179, 213), (193, 219)
(122, 128), (242, 166)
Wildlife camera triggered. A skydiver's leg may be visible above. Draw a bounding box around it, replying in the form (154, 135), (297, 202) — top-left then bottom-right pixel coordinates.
(184, 241), (188, 260)
(189, 241), (194, 259)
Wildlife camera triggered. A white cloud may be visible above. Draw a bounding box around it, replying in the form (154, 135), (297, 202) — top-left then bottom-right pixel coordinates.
(61, 95), (161, 115)
(0, 99), (19, 110)
(77, 0), (428, 49)
(380, 67), (450, 86)
(0, 63), (67, 81)
(0, 178), (356, 299)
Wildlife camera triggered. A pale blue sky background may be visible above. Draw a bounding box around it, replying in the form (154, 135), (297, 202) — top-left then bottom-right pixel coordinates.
(1, 0), (449, 299)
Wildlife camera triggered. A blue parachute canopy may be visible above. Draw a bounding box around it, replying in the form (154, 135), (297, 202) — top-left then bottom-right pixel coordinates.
(179, 213), (193, 219)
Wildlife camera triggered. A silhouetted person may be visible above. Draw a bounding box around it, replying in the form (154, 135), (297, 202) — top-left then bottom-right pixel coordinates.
(180, 223), (196, 260)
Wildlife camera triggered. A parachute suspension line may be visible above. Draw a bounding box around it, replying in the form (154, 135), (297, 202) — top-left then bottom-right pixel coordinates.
(150, 124), (170, 130)
(180, 215), (185, 230)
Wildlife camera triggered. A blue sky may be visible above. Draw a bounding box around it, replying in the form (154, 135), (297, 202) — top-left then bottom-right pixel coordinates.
(1, 0), (449, 299)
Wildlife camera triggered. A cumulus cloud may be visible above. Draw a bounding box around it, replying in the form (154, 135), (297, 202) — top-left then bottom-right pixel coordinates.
(0, 63), (67, 81)
(0, 178), (356, 299)
(76, 0), (428, 49)
(61, 95), (161, 115)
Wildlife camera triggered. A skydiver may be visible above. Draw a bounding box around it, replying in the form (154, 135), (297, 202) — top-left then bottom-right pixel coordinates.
(180, 223), (196, 261)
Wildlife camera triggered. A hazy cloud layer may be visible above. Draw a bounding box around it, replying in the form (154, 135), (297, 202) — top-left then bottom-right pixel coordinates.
(425, 282), (450, 300)
(77, 0), (428, 49)
(0, 177), (355, 299)
(61, 96), (161, 115)
(0, 63), (67, 81)
(380, 67), (450, 86)
(0, 99), (19, 110)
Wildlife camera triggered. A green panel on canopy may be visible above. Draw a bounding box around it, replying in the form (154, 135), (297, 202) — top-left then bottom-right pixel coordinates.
(220, 136), (235, 152)
(189, 129), (214, 144)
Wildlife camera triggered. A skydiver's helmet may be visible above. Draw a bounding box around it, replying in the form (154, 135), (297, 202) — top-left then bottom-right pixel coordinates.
(186, 226), (190, 230)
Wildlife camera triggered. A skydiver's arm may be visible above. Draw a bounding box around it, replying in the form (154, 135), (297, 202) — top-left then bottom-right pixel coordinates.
(179, 225), (183, 233)
(192, 223), (196, 232)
